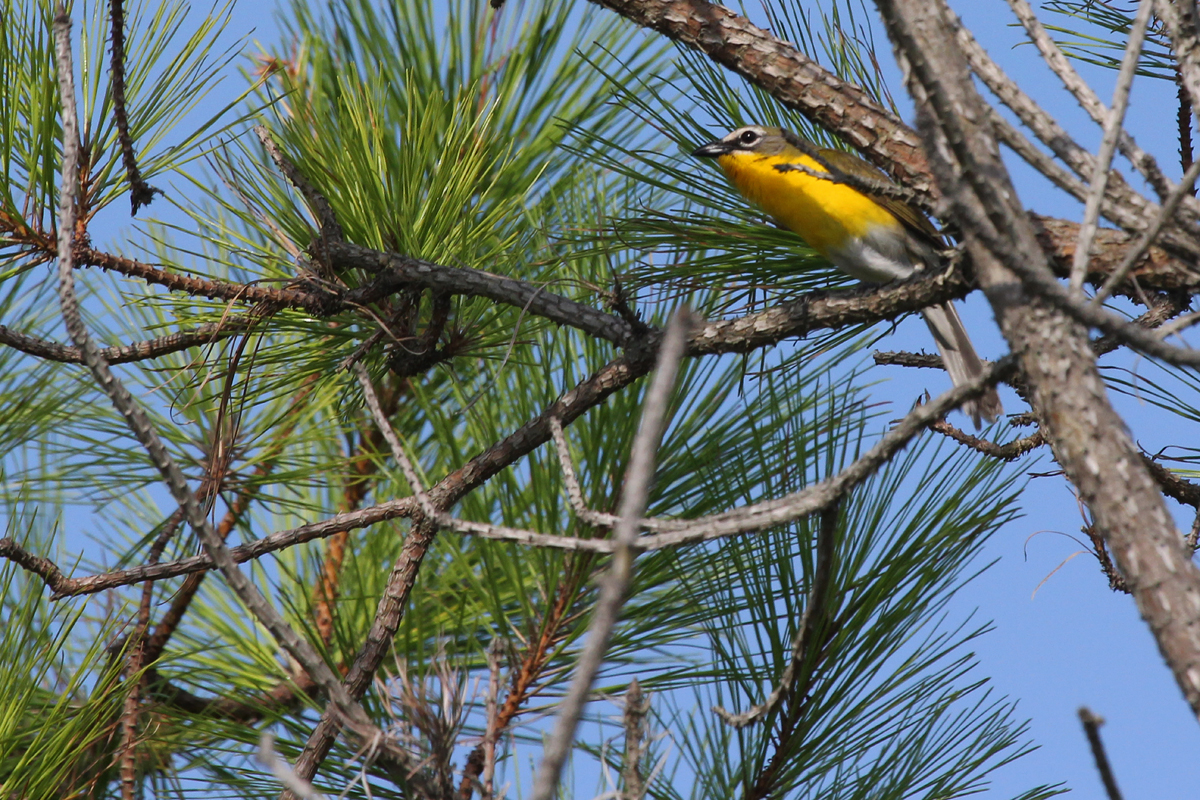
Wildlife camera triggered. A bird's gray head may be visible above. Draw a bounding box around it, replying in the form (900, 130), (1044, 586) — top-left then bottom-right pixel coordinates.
(692, 125), (795, 158)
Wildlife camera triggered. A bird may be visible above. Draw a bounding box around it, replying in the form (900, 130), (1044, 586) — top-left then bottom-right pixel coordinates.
(692, 124), (1002, 427)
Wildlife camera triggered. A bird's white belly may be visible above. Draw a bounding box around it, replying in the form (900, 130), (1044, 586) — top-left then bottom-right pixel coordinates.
(824, 224), (920, 283)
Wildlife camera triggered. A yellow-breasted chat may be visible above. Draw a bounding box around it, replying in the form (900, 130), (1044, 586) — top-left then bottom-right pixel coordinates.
(693, 125), (1002, 427)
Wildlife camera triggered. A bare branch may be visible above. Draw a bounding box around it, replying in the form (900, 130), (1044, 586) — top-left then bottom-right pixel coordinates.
(287, 517), (440, 790)
(81, 246), (334, 312)
(354, 363), (438, 519)
(879, 0), (1200, 723)
(1029, 215), (1200, 293)
(929, 420), (1046, 461)
(957, 6), (1200, 244)
(109, 0), (161, 213)
(0, 318), (254, 364)
(549, 416), (591, 520)
(621, 679), (650, 800)
(987, 106), (1090, 207)
(0, 536), (77, 597)
(1093, 155), (1200, 306)
(873, 350), (945, 370)
(937, 199), (1200, 369)
(256, 125), (343, 243)
(258, 732), (328, 800)
(1078, 708), (1125, 800)
(634, 358), (1011, 550)
(1006, 0), (1177, 204)
(530, 308), (692, 800)
(1070, 0), (1154, 293)
(1141, 454), (1200, 509)
(1157, 2), (1200, 144)
(14, 347), (1015, 603)
(333, 240), (635, 347)
(484, 639), (502, 799)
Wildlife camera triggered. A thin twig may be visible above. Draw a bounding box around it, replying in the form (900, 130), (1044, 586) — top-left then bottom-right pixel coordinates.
(957, 16), (1156, 234)
(1079, 518), (1128, 594)
(549, 416), (588, 518)
(255, 125), (343, 242)
(1153, 308), (1200, 340)
(287, 518), (439, 790)
(0, 319), (253, 364)
(934, 171), (1200, 369)
(987, 105), (1091, 207)
(929, 419), (1046, 461)
(117, 511), (182, 800)
(1078, 708), (1124, 800)
(1140, 454), (1200, 508)
(109, 0), (161, 213)
(621, 679), (649, 800)
(145, 377), (318, 664)
(1155, 2), (1200, 168)
(529, 308), (692, 800)
(80, 245), (334, 311)
(1006, 0), (1177, 204)
(713, 500), (838, 727)
(334, 240), (635, 348)
(631, 355), (1012, 551)
(353, 362), (438, 519)
(874, 350), (944, 370)
(1070, 0), (1154, 294)
(547, 415), (661, 530)
(1178, 67), (1195, 189)
(483, 638), (502, 799)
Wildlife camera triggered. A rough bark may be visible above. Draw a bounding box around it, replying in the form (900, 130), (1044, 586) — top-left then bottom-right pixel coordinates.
(877, 0), (1200, 721)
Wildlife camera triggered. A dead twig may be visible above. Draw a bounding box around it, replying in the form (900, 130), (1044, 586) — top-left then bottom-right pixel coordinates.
(1078, 708), (1125, 800)
(928, 419), (1046, 461)
(529, 308), (692, 800)
(621, 679), (650, 800)
(109, 0), (161, 213)
(1069, 0), (1154, 294)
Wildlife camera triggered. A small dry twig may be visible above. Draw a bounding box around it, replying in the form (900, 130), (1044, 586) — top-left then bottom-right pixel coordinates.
(1069, 0), (1154, 294)
(1078, 708), (1124, 800)
(928, 419), (1047, 461)
(109, 0), (162, 213)
(621, 679), (650, 800)
(529, 308), (692, 800)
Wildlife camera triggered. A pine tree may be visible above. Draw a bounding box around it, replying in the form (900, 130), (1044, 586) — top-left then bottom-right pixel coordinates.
(1, 1), (1197, 798)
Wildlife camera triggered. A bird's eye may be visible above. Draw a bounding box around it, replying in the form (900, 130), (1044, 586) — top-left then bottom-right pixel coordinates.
(739, 130), (759, 146)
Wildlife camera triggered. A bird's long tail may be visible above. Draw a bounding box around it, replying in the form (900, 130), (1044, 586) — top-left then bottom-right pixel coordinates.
(920, 303), (1003, 428)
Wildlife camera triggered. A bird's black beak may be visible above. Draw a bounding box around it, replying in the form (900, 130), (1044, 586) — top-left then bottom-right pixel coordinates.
(692, 140), (729, 158)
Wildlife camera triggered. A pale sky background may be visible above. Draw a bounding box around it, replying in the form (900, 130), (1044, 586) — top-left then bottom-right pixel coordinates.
(78, 1), (1200, 798)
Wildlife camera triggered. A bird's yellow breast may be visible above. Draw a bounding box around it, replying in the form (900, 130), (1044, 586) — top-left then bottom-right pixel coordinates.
(715, 151), (903, 256)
